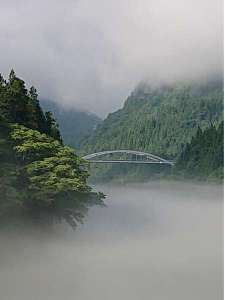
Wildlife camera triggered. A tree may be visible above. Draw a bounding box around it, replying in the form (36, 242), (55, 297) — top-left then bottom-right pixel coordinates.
(9, 69), (16, 83)
(45, 111), (62, 142)
(0, 71), (104, 227)
(8, 124), (104, 226)
(175, 121), (224, 180)
(28, 86), (49, 132)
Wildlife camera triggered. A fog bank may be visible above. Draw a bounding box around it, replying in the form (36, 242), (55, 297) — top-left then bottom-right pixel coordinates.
(0, 182), (223, 300)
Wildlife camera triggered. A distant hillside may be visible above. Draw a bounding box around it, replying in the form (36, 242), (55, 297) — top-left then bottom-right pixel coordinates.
(175, 122), (223, 180)
(82, 79), (223, 182)
(41, 100), (101, 148)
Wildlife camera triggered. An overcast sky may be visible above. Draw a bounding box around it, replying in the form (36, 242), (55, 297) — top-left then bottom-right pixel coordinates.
(0, 0), (223, 116)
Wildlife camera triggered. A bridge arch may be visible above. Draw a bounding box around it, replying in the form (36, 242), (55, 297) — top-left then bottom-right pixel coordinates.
(82, 150), (174, 165)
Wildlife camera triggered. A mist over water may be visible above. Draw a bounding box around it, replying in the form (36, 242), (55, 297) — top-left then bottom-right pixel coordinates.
(0, 181), (223, 300)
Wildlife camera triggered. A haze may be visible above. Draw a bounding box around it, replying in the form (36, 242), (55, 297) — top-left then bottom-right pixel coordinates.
(0, 182), (223, 300)
(0, 0), (223, 116)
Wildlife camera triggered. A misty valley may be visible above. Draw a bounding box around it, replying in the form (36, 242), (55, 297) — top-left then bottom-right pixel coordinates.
(0, 71), (223, 300)
(0, 0), (224, 297)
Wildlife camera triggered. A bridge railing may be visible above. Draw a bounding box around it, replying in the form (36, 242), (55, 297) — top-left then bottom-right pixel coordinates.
(82, 150), (174, 165)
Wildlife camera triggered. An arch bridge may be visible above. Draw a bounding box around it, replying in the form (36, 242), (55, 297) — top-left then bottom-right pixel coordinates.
(82, 150), (174, 165)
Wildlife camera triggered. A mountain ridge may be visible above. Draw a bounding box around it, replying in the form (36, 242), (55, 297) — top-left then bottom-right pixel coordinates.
(81, 78), (223, 181)
(41, 99), (102, 148)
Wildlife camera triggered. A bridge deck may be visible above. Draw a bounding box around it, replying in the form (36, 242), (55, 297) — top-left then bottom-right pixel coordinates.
(87, 160), (174, 165)
(82, 150), (174, 166)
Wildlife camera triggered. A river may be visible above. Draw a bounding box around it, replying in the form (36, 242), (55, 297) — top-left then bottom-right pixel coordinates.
(0, 181), (223, 300)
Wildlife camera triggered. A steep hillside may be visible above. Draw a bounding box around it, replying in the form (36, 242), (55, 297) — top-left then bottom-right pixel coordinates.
(175, 122), (223, 180)
(83, 79), (223, 157)
(41, 100), (101, 148)
(82, 79), (223, 181)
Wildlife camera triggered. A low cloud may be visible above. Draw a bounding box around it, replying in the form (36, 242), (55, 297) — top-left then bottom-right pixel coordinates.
(0, 0), (223, 116)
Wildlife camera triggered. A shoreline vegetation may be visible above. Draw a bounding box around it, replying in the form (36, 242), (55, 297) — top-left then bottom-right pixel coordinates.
(0, 70), (104, 228)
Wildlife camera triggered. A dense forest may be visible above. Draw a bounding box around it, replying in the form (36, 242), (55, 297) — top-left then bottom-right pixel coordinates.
(82, 79), (223, 182)
(0, 70), (104, 227)
(41, 99), (101, 148)
(175, 122), (223, 180)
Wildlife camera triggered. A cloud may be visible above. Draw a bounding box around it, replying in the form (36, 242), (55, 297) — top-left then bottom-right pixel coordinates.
(0, 0), (223, 116)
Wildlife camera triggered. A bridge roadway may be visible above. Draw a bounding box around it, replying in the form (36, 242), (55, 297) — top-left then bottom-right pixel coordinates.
(85, 160), (173, 164)
(82, 150), (174, 166)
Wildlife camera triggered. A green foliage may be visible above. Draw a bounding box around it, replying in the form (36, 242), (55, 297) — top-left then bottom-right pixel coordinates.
(0, 71), (104, 227)
(82, 79), (223, 181)
(175, 122), (224, 180)
(11, 125), (61, 162)
(0, 70), (61, 141)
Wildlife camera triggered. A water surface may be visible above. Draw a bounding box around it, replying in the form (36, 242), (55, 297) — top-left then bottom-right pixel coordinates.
(0, 181), (223, 300)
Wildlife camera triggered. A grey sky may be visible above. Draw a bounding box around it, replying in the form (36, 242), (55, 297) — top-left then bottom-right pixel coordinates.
(0, 0), (223, 116)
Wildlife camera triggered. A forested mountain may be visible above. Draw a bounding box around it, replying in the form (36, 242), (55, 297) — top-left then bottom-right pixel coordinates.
(175, 122), (224, 180)
(0, 70), (103, 227)
(41, 100), (101, 148)
(82, 79), (223, 181)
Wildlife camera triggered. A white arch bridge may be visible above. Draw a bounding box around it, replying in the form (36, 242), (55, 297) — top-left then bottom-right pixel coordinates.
(82, 150), (174, 166)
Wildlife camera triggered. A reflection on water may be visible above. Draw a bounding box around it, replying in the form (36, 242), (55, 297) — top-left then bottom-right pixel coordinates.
(0, 181), (223, 300)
